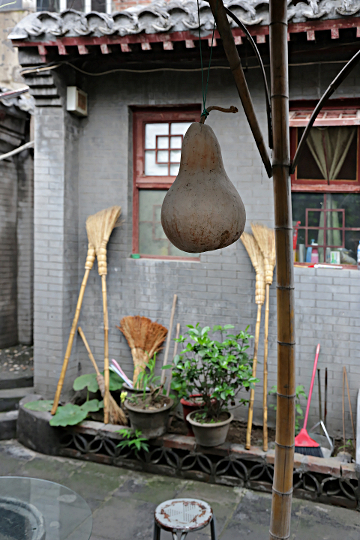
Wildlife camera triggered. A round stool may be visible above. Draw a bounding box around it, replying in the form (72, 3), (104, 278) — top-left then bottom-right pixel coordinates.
(153, 498), (217, 540)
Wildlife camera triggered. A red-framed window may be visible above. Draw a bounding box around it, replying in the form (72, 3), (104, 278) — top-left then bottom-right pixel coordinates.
(290, 101), (360, 266)
(132, 106), (201, 259)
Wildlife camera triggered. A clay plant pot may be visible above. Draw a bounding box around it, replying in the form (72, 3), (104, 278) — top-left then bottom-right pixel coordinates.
(124, 398), (173, 439)
(186, 409), (233, 447)
(180, 395), (207, 437)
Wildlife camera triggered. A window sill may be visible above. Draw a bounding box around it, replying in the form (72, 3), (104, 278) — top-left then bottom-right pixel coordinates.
(294, 262), (358, 270)
(130, 254), (200, 262)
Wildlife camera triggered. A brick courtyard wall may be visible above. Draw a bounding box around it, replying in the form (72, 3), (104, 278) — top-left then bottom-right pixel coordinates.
(16, 148), (34, 345)
(28, 60), (360, 438)
(0, 147), (18, 347)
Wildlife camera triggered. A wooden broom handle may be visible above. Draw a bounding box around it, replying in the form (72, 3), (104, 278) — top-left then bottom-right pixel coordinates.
(246, 303), (262, 450)
(344, 366), (356, 442)
(51, 247), (95, 415)
(78, 327), (100, 376)
(263, 283), (270, 452)
(101, 274), (110, 424)
(166, 323), (180, 397)
(160, 294), (177, 385)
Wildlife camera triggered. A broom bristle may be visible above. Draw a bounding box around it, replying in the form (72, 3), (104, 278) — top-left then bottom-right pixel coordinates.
(251, 223), (276, 285)
(241, 232), (265, 305)
(295, 446), (323, 458)
(96, 373), (127, 425)
(117, 316), (168, 385)
(86, 206), (121, 276)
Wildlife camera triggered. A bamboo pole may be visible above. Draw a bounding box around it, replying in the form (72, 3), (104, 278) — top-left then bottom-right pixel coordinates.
(101, 274), (110, 424)
(160, 294), (177, 386)
(51, 245), (95, 415)
(263, 282), (270, 452)
(269, 1), (296, 539)
(166, 323), (181, 397)
(246, 303), (262, 449)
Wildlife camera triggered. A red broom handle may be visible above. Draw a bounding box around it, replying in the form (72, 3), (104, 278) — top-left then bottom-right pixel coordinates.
(303, 344), (321, 430)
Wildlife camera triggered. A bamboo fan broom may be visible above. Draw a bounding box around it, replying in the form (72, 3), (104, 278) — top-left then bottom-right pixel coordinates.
(251, 223), (276, 452)
(86, 205), (121, 424)
(241, 232), (265, 450)
(117, 316), (168, 387)
(77, 327), (127, 425)
(51, 241), (96, 415)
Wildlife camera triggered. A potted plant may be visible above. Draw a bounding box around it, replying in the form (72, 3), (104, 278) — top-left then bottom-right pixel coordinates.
(170, 324), (257, 447)
(124, 356), (173, 439)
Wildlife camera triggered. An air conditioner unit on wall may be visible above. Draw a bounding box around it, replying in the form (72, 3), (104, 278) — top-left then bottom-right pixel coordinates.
(67, 87), (88, 117)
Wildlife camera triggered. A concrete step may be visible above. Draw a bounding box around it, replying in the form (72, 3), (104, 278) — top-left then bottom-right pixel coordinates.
(0, 410), (18, 440)
(0, 387), (35, 413)
(0, 375), (34, 391)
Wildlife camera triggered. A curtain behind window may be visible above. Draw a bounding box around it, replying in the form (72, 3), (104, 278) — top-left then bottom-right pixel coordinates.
(306, 126), (356, 184)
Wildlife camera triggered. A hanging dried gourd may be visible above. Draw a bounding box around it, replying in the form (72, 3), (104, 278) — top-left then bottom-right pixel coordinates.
(161, 107), (246, 253)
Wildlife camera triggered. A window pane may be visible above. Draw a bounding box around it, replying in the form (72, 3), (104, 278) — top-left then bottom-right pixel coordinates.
(292, 192), (360, 265)
(296, 127), (357, 182)
(170, 136), (182, 149)
(138, 190), (198, 257)
(145, 151), (168, 176)
(157, 150), (169, 163)
(67, 0), (84, 9)
(331, 193), (360, 228)
(91, 0), (106, 12)
(170, 122), (192, 136)
(157, 136), (169, 149)
(170, 163), (180, 176)
(37, 0), (59, 10)
(145, 124), (169, 149)
(170, 150), (181, 163)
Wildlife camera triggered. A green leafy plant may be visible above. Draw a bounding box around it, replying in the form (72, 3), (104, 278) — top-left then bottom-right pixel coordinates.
(73, 370), (124, 394)
(167, 323), (257, 422)
(337, 439), (355, 454)
(49, 399), (103, 427)
(116, 428), (149, 454)
(269, 384), (307, 434)
(128, 354), (170, 408)
(24, 400), (54, 412)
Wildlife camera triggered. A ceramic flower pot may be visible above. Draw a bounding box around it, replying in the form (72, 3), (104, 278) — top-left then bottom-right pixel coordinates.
(186, 409), (233, 447)
(180, 394), (206, 436)
(124, 398), (173, 439)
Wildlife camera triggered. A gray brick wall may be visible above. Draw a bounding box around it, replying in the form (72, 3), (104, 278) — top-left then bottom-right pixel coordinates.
(29, 61), (360, 438)
(0, 146), (18, 347)
(0, 108), (33, 348)
(16, 148), (34, 344)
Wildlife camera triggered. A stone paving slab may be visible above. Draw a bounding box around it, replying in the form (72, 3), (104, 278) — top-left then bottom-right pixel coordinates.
(0, 440), (359, 540)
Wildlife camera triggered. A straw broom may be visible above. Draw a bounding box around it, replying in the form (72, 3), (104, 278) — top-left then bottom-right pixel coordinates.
(241, 232), (265, 450)
(77, 327), (127, 425)
(251, 223), (276, 452)
(117, 316), (168, 387)
(86, 206), (121, 424)
(51, 242), (96, 415)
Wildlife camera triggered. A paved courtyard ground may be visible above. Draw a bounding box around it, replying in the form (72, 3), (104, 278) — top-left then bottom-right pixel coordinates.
(0, 440), (359, 540)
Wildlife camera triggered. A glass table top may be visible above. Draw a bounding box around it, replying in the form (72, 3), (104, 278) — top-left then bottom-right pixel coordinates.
(0, 477), (92, 540)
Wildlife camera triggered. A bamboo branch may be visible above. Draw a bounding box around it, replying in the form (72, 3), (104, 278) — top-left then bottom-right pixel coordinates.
(263, 283), (270, 452)
(160, 294), (177, 385)
(207, 0), (272, 178)
(51, 245), (95, 415)
(246, 303), (262, 450)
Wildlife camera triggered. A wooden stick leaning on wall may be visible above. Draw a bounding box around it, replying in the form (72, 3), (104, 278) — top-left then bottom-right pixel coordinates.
(251, 223), (276, 452)
(160, 294), (178, 386)
(167, 323), (181, 397)
(86, 206), (121, 424)
(241, 233), (265, 450)
(77, 327), (127, 425)
(343, 367), (356, 443)
(51, 242), (96, 415)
